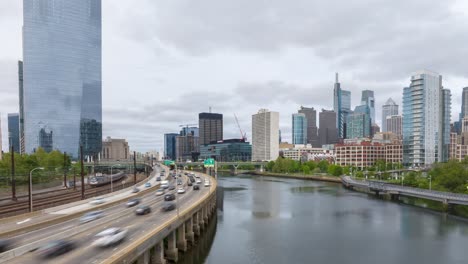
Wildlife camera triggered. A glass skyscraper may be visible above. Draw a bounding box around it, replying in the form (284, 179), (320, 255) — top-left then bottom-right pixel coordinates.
(292, 113), (307, 145)
(361, 90), (375, 125)
(333, 73), (351, 139)
(402, 70), (450, 166)
(381, 98), (399, 132)
(23, 0), (102, 158)
(8, 113), (20, 152)
(346, 105), (371, 139)
(164, 133), (178, 160)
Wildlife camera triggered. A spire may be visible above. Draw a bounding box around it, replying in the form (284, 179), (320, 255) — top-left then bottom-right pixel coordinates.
(335, 72), (339, 83)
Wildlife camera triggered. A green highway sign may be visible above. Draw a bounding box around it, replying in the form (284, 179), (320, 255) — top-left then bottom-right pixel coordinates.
(204, 158), (215, 168)
(164, 160), (175, 166)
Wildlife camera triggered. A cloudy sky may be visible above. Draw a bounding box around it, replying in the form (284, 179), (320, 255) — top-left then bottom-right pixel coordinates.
(1, 0), (468, 153)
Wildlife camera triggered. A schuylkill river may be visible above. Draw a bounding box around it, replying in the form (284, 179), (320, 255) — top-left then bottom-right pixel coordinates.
(180, 174), (468, 264)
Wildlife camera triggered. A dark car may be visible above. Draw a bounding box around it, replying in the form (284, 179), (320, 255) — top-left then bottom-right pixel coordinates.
(0, 239), (13, 253)
(161, 202), (176, 212)
(177, 180), (182, 185)
(156, 177), (161, 181)
(189, 177), (195, 183)
(131, 187), (140, 193)
(164, 193), (176, 201)
(126, 198), (140, 207)
(135, 205), (151, 215)
(193, 184), (200, 190)
(37, 240), (75, 259)
(168, 185), (176, 190)
(187, 181), (193, 186)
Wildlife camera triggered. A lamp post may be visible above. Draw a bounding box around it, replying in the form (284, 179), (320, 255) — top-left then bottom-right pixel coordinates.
(29, 167), (44, 212)
(110, 164), (121, 193)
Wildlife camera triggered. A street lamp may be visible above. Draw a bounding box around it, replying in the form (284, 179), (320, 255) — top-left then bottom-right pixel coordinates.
(110, 164), (121, 193)
(29, 167), (44, 212)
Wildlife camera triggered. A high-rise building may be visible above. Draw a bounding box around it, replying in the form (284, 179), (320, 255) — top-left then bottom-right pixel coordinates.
(23, 0), (102, 158)
(8, 113), (20, 152)
(386, 115), (402, 136)
(18, 60), (25, 154)
(252, 109), (279, 161)
(298, 106), (319, 147)
(318, 109), (338, 146)
(361, 90), (376, 125)
(181, 127), (199, 137)
(175, 132), (199, 162)
(382, 98), (399, 132)
(333, 73), (351, 139)
(346, 105), (371, 139)
(164, 133), (178, 160)
(199, 113), (223, 146)
(402, 70), (451, 166)
(456, 87), (468, 134)
(292, 113), (307, 145)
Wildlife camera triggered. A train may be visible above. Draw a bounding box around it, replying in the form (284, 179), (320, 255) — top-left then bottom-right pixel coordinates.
(89, 171), (126, 187)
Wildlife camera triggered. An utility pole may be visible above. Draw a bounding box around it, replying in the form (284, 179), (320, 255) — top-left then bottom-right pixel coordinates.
(133, 151), (137, 184)
(80, 145), (85, 199)
(11, 146), (16, 201)
(63, 152), (67, 188)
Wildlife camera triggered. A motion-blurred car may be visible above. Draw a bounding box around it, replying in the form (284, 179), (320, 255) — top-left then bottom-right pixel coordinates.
(155, 189), (165, 196)
(161, 202), (176, 212)
(204, 180), (211, 187)
(126, 198), (140, 207)
(177, 180), (182, 185)
(193, 184), (200, 190)
(164, 194), (175, 201)
(144, 182), (151, 188)
(89, 197), (106, 205)
(168, 185), (176, 190)
(93, 228), (128, 247)
(80, 210), (104, 223)
(177, 188), (185, 194)
(156, 176), (161, 181)
(37, 240), (75, 259)
(131, 187), (140, 193)
(0, 239), (13, 253)
(135, 205), (151, 215)
(195, 179), (202, 184)
(187, 181), (193, 186)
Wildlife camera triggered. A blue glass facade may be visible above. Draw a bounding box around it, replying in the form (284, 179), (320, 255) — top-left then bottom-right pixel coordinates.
(200, 139), (252, 161)
(292, 113), (307, 144)
(8, 113), (20, 152)
(346, 105), (371, 139)
(164, 133), (178, 160)
(333, 73), (351, 139)
(23, 0), (102, 158)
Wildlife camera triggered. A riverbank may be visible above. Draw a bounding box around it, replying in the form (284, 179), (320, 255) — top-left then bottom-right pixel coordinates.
(250, 171), (342, 183)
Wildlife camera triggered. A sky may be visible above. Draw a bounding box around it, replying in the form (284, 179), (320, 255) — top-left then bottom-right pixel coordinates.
(1, 0), (468, 153)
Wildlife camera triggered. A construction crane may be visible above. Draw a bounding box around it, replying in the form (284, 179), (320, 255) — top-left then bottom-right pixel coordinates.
(234, 114), (247, 142)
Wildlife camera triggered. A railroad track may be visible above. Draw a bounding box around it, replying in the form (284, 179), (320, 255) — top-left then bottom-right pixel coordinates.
(0, 174), (148, 218)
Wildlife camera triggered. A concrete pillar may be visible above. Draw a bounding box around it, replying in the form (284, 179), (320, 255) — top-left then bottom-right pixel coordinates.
(137, 249), (150, 264)
(151, 242), (166, 264)
(177, 223), (187, 252)
(166, 231), (178, 262)
(203, 204), (209, 224)
(186, 217), (195, 244)
(199, 207), (205, 230)
(193, 212), (200, 236)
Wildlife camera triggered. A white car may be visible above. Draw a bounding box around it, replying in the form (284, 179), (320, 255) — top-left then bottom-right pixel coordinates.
(204, 180), (210, 187)
(89, 197), (106, 205)
(93, 228), (128, 247)
(177, 188), (185, 194)
(80, 210), (104, 223)
(196, 179), (202, 184)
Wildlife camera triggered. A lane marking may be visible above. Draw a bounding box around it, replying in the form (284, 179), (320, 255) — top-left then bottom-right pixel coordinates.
(16, 218), (31, 225)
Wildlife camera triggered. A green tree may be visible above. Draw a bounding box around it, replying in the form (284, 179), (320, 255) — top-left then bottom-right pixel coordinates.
(317, 160), (329, 173)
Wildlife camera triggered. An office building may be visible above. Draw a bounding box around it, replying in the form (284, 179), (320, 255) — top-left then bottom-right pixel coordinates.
(23, 0), (102, 158)
(181, 126), (199, 137)
(252, 109), (279, 161)
(18, 60), (25, 154)
(335, 141), (402, 169)
(361, 90), (376, 124)
(382, 98), (399, 132)
(333, 73), (351, 138)
(200, 139), (252, 161)
(101, 137), (130, 161)
(8, 113), (20, 152)
(386, 115), (402, 136)
(199, 113), (223, 146)
(164, 133), (178, 160)
(292, 113), (307, 145)
(457, 87), (468, 133)
(402, 70), (451, 166)
(298, 106), (319, 147)
(346, 105), (371, 139)
(371, 124), (380, 137)
(175, 132), (199, 162)
(318, 109), (338, 146)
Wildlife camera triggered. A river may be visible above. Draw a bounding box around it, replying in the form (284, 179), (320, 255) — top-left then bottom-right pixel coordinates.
(180, 174), (468, 264)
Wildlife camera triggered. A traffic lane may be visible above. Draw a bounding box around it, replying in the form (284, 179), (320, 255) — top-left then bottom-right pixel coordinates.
(7, 188), (183, 264)
(6, 173), (173, 244)
(0, 168), (165, 235)
(65, 185), (206, 264)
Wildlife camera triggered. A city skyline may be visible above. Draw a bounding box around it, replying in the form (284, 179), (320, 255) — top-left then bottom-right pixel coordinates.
(1, 0), (468, 152)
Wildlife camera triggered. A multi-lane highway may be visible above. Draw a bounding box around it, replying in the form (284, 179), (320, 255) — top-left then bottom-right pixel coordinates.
(0, 166), (215, 264)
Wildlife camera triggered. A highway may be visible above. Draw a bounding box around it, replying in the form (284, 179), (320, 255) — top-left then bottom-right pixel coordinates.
(1, 167), (214, 264)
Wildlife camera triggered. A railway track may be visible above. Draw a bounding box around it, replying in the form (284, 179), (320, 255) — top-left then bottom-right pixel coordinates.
(0, 174), (148, 218)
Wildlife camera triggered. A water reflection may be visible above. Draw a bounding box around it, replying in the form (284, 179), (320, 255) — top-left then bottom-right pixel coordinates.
(252, 177), (280, 219)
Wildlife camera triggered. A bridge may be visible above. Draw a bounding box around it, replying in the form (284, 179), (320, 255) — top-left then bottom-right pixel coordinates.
(0, 165), (217, 264)
(341, 176), (468, 206)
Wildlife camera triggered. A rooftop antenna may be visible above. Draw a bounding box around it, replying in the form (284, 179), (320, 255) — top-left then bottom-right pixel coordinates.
(335, 72), (339, 83)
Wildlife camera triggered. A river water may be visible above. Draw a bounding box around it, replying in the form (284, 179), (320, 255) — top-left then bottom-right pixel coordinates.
(181, 174), (468, 264)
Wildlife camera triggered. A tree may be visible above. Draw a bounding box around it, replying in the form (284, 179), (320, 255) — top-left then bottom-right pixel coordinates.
(317, 160), (329, 173)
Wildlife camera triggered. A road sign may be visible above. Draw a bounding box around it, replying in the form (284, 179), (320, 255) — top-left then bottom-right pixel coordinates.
(204, 158), (215, 168)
